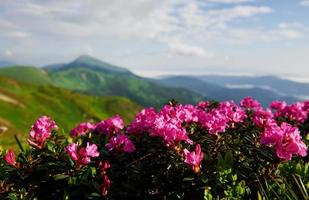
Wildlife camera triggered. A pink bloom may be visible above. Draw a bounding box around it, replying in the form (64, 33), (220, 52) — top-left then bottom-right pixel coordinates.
(99, 161), (111, 175)
(196, 101), (210, 110)
(95, 115), (124, 136)
(260, 122), (283, 145)
(127, 108), (157, 135)
(183, 144), (204, 173)
(101, 175), (111, 196)
(28, 116), (58, 149)
(275, 123), (307, 160)
(65, 142), (100, 166)
(240, 97), (261, 110)
(253, 108), (274, 128)
(4, 149), (18, 168)
(304, 101), (309, 112)
(151, 114), (193, 146)
(65, 143), (79, 161)
(99, 161), (112, 196)
(198, 110), (228, 135)
(106, 134), (135, 153)
(218, 101), (246, 123)
(260, 122), (307, 160)
(129, 105), (194, 147)
(270, 101), (308, 123)
(79, 143), (100, 157)
(270, 101), (287, 111)
(70, 122), (96, 137)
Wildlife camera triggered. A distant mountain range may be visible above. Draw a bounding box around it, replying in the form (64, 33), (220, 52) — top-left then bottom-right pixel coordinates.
(196, 75), (309, 99)
(153, 76), (300, 106)
(0, 55), (308, 109)
(0, 55), (204, 108)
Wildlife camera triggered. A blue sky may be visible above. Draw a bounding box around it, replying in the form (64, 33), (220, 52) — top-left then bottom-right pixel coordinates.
(0, 0), (309, 79)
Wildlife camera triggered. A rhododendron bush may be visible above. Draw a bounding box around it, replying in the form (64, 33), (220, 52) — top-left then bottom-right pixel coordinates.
(1, 97), (309, 199)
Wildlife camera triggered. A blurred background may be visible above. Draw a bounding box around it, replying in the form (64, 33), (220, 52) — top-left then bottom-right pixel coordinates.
(0, 0), (308, 148)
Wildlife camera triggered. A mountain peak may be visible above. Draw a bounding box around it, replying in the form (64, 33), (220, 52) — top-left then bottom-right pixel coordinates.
(45, 55), (132, 75)
(74, 55), (99, 62)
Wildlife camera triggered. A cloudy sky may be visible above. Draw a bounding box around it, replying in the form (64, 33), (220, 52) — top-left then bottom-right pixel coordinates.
(0, 0), (309, 79)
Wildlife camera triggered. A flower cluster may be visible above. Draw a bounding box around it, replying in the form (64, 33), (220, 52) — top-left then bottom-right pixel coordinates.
(270, 101), (309, 123)
(106, 134), (135, 153)
(70, 122), (96, 137)
(65, 142), (99, 167)
(260, 122), (307, 160)
(2, 97), (308, 199)
(198, 101), (246, 135)
(95, 115), (124, 136)
(28, 116), (58, 149)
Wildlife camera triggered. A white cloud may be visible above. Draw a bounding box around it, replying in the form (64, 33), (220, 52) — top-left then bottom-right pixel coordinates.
(0, 0), (308, 75)
(4, 31), (31, 38)
(4, 49), (13, 58)
(82, 46), (94, 55)
(168, 41), (214, 57)
(220, 27), (303, 44)
(300, 0), (309, 6)
(207, 0), (253, 4)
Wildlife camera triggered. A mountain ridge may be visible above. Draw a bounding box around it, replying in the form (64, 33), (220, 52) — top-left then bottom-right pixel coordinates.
(44, 55), (132, 75)
(0, 56), (205, 108)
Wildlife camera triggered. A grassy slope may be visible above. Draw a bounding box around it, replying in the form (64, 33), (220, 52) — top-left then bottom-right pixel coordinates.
(0, 66), (205, 108)
(0, 66), (51, 85)
(0, 76), (141, 149)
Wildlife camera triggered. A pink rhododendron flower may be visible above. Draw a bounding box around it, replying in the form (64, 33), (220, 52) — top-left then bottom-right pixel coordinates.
(65, 142), (99, 166)
(101, 175), (111, 196)
(218, 101), (246, 123)
(99, 161), (111, 196)
(304, 101), (309, 112)
(99, 161), (111, 175)
(183, 144), (204, 173)
(253, 108), (274, 128)
(260, 122), (307, 160)
(151, 116), (193, 146)
(270, 101), (287, 112)
(260, 122), (283, 145)
(70, 122), (96, 137)
(198, 110), (228, 135)
(240, 97), (261, 110)
(275, 123), (307, 160)
(196, 101), (210, 110)
(270, 102), (308, 123)
(106, 134), (135, 153)
(95, 115), (124, 136)
(66, 143), (79, 161)
(4, 149), (18, 168)
(164, 104), (199, 123)
(126, 107), (157, 135)
(28, 116), (58, 149)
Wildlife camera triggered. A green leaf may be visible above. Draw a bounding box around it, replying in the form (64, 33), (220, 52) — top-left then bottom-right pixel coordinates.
(53, 174), (69, 180)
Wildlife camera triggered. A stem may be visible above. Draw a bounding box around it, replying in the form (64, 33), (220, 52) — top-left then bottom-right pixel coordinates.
(14, 135), (24, 152)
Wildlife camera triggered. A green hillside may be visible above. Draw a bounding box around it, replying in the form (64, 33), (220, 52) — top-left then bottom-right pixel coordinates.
(0, 76), (141, 149)
(49, 67), (204, 107)
(0, 66), (51, 85)
(45, 55), (205, 107)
